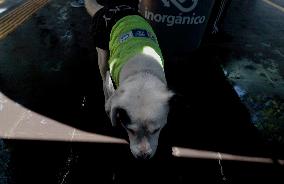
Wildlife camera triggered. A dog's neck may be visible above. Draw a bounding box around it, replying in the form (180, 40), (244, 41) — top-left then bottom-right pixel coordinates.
(119, 54), (167, 86)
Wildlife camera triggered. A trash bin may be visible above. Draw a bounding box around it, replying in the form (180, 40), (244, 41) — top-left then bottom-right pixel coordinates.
(205, 0), (232, 36)
(139, 0), (216, 55)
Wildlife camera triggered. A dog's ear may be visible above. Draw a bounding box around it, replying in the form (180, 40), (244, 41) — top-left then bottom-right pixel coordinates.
(168, 92), (185, 109)
(110, 106), (118, 127)
(105, 94), (117, 127)
(104, 72), (115, 119)
(105, 98), (118, 127)
(103, 71), (115, 101)
(85, 0), (103, 17)
(105, 89), (123, 127)
(167, 90), (175, 101)
(155, 89), (175, 104)
(109, 107), (131, 128)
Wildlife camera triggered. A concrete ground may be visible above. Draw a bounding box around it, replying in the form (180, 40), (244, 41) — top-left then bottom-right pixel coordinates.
(205, 0), (284, 144)
(0, 0), (283, 183)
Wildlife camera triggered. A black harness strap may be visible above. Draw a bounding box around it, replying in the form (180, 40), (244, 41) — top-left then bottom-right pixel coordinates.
(90, 3), (139, 50)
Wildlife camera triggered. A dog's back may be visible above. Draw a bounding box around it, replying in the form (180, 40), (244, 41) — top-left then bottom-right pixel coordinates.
(85, 0), (173, 159)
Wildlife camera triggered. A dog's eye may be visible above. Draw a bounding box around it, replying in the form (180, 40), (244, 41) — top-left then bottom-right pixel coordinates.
(116, 108), (131, 126)
(151, 128), (160, 134)
(125, 127), (135, 134)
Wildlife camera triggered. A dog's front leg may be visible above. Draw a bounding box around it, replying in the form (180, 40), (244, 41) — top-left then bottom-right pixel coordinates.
(96, 47), (108, 80)
(103, 71), (115, 102)
(96, 47), (114, 102)
(85, 0), (104, 16)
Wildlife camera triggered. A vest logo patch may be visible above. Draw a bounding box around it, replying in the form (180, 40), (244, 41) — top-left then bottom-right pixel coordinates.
(132, 29), (149, 37)
(119, 29), (156, 43)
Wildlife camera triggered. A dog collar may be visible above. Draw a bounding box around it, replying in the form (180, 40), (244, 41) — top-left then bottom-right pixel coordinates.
(109, 15), (164, 86)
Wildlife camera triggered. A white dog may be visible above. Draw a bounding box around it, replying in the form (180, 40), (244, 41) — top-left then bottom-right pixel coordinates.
(85, 0), (173, 159)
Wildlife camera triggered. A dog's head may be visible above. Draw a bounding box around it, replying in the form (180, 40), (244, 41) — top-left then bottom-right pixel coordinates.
(106, 75), (173, 159)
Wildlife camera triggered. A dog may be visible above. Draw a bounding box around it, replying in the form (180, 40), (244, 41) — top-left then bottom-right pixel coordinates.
(85, 0), (173, 159)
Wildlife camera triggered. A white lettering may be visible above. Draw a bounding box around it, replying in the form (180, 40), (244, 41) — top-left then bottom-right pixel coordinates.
(175, 16), (182, 24)
(190, 13), (196, 24)
(194, 16), (200, 24)
(162, 15), (167, 23)
(144, 9), (206, 26)
(147, 10), (154, 20)
(199, 16), (206, 23)
(154, 14), (162, 22)
(167, 16), (175, 26)
(182, 16), (191, 24)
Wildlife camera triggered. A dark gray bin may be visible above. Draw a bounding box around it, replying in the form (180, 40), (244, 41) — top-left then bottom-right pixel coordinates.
(139, 0), (216, 54)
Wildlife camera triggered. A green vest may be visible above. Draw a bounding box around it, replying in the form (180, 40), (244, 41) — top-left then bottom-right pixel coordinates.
(109, 15), (164, 86)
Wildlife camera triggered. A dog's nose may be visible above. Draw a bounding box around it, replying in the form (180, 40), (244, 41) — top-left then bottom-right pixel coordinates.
(136, 152), (152, 160)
